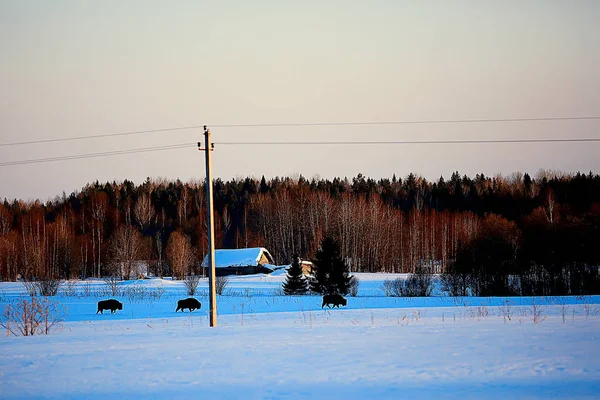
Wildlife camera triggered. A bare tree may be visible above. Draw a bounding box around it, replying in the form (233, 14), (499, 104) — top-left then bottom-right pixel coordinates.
(507, 172), (524, 197)
(166, 231), (195, 280)
(543, 189), (557, 225)
(0, 204), (12, 236)
(90, 192), (108, 278)
(134, 193), (155, 232)
(177, 186), (190, 227)
(155, 231), (163, 278)
(0, 232), (18, 281)
(50, 214), (75, 279)
(20, 211), (46, 279)
(531, 299), (547, 324)
(222, 205), (232, 244)
(107, 225), (148, 280)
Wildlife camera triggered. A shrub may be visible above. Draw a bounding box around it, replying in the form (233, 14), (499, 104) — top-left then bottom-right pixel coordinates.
(1, 297), (66, 336)
(151, 285), (166, 301)
(531, 299), (546, 324)
(382, 271), (432, 297)
(382, 278), (403, 297)
(62, 280), (78, 297)
(103, 275), (121, 296)
(348, 276), (360, 297)
(22, 280), (38, 296)
(184, 275), (201, 296)
(22, 278), (62, 297)
(122, 284), (147, 303)
(37, 278), (63, 296)
(441, 268), (471, 297)
(81, 281), (93, 297)
(403, 270), (432, 297)
(215, 276), (228, 295)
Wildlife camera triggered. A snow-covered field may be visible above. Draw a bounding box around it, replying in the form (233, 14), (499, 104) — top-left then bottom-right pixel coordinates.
(1, 273), (599, 399)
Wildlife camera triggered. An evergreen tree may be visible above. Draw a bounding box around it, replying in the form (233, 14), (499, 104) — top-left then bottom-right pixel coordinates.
(259, 175), (270, 194)
(310, 237), (352, 295)
(282, 255), (308, 295)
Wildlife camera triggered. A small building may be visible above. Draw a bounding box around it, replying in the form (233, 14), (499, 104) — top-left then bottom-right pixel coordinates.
(300, 260), (313, 276)
(201, 247), (276, 276)
(283, 259), (313, 276)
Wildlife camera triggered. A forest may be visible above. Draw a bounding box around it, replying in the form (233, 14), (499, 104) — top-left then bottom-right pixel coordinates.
(0, 170), (599, 295)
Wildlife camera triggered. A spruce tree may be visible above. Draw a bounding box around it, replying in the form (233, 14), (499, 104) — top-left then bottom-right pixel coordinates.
(310, 237), (352, 295)
(282, 255), (308, 295)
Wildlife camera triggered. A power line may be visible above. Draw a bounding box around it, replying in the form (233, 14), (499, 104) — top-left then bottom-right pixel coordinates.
(0, 137), (598, 168)
(0, 143), (196, 167)
(0, 125), (206, 148)
(211, 116), (600, 128)
(1, 116), (599, 148)
(217, 138), (600, 145)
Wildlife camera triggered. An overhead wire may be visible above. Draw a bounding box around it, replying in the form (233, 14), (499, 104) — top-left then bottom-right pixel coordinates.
(0, 143), (196, 167)
(210, 116), (600, 128)
(0, 116), (599, 167)
(1, 137), (599, 167)
(1, 115), (599, 147)
(0, 125), (206, 148)
(216, 138), (600, 146)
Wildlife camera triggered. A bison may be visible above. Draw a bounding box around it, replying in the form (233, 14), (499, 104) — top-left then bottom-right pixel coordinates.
(176, 298), (202, 312)
(97, 299), (123, 314)
(322, 294), (347, 309)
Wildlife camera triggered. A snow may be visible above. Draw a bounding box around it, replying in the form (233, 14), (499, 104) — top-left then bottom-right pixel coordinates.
(200, 247), (275, 268)
(1, 275), (599, 399)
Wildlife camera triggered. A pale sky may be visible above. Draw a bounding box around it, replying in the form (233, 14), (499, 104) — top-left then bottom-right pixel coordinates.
(1, 0), (599, 201)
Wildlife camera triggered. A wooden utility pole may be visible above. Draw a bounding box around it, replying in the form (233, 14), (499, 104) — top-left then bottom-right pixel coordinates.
(200, 125), (217, 327)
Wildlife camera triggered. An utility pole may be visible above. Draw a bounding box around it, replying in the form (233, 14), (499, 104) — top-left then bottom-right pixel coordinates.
(199, 125), (217, 327)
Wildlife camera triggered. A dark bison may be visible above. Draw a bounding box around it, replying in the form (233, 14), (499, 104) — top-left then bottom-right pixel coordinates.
(97, 299), (123, 314)
(176, 298), (202, 312)
(322, 294), (347, 309)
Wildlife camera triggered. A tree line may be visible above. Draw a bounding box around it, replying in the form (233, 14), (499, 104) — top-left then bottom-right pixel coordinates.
(0, 170), (598, 295)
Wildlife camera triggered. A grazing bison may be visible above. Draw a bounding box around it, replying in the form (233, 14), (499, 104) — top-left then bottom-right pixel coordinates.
(322, 294), (347, 309)
(97, 299), (123, 314)
(176, 298), (202, 312)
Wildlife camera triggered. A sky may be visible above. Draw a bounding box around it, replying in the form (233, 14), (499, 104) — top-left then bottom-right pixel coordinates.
(1, 0), (599, 201)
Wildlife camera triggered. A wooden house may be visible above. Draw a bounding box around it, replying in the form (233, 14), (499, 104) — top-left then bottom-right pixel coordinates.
(201, 247), (276, 276)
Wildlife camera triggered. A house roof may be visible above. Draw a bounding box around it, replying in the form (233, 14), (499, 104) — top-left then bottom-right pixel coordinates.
(201, 247), (275, 268)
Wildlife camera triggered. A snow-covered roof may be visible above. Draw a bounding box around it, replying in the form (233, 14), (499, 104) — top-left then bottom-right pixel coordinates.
(201, 248), (275, 268)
